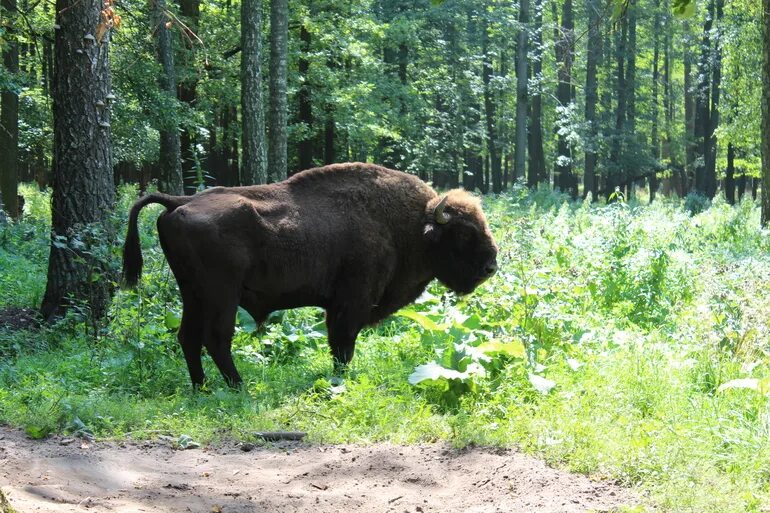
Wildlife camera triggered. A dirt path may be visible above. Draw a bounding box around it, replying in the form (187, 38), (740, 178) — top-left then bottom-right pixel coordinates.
(0, 426), (637, 513)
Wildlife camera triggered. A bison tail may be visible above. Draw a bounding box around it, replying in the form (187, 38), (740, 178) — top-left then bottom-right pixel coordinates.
(122, 193), (190, 288)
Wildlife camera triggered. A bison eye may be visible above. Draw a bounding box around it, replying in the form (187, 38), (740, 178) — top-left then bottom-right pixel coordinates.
(453, 228), (477, 252)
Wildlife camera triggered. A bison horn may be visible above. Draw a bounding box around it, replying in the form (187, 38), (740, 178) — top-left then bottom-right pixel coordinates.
(434, 195), (450, 225)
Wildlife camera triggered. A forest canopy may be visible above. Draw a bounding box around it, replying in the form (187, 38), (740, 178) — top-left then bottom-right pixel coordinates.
(0, 0), (764, 200)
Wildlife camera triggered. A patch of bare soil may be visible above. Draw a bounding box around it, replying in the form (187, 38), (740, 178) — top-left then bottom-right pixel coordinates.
(0, 308), (41, 332)
(0, 427), (638, 513)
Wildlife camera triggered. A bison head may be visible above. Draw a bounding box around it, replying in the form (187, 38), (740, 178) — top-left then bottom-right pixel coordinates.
(424, 190), (498, 295)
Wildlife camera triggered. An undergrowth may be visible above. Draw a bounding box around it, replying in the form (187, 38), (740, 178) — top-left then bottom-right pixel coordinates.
(1, 184), (770, 512)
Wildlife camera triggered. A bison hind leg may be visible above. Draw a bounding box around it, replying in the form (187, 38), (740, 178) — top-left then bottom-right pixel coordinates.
(179, 300), (206, 389)
(204, 299), (243, 388)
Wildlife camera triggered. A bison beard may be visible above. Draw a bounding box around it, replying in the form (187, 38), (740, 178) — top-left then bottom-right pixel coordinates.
(122, 163), (498, 388)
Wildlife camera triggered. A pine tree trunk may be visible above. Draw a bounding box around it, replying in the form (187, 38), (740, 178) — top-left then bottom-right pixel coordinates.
(583, 0), (600, 200)
(449, 19), (463, 187)
(178, 0), (200, 194)
(694, 0), (713, 195)
(297, 23), (313, 173)
(268, 0), (288, 182)
(761, 0), (770, 224)
(608, 11), (627, 198)
(650, 0), (660, 202)
(705, 0), (724, 198)
(725, 143), (735, 204)
(626, 0), (637, 200)
(152, 0), (183, 194)
(554, 0), (576, 197)
(0, 0), (19, 218)
(661, 0), (673, 195)
(241, 0), (267, 184)
(482, 14), (502, 193)
(683, 22), (695, 195)
(527, 0), (546, 187)
(41, 0), (116, 320)
(513, 0), (529, 181)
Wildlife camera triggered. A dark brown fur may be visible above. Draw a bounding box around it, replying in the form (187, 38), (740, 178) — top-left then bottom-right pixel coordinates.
(122, 163), (498, 387)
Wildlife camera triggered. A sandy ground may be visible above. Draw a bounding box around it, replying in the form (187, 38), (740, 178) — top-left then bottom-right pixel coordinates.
(0, 426), (638, 513)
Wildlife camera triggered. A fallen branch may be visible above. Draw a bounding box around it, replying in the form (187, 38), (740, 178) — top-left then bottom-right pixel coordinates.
(254, 431), (307, 441)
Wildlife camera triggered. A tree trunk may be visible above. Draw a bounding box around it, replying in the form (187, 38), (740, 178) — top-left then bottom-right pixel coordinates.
(527, 0), (546, 187)
(608, 10), (627, 199)
(178, 0), (200, 194)
(694, 0), (713, 195)
(705, 0), (724, 198)
(241, 0), (267, 185)
(297, 23), (313, 173)
(661, 0), (674, 195)
(449, 18), (463, 188)
(725, 143), (735, 204)
(152, 0), (183, 195)
(513, 0), (529, 181)
(583, 0), (600, 200)
(0, 0), (19, 219)
(683, 23), (695, 195)
(482, 14), (502, 193)
(268, 0), (288, 183)
(651, 0), (660, 202)
(41, 0), (116, 320)
(554, 0), (576, 197)
(762, 0), (770, 224)
(626, 0), (637, 200)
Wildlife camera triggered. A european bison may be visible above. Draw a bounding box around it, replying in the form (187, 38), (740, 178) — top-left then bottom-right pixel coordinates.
(123, 163), (498, 387)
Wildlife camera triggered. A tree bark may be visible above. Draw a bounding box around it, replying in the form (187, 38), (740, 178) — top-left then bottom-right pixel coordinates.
(625, 0), (637, 200)
(683, 22), (695, 195)
(241, 0), (267, 184)
(513, 0), (529, 181)
(41, 0), (116, 320)
(725, 143), (735, 204)
(608, 9), (627, 199)
(650, 0), (660, 202)
(762, 0), (770, 224)
(297, 23), (313, 173)
(704, 0), (724, 198)
(583, 0), (600, 199)
(661, 0), (674, 195)
(527, 0), (546, 187)
(554, 0), (576, 197)
(0, 0), (19, 218)
(482, 13), (502, 193)
(693, 0), (713, 195)
(178, 0), (200, 194)
(268, 0), (288, 183)
(152, 0), (183, 195)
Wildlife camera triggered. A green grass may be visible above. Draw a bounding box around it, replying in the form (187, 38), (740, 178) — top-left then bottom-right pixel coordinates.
(2, 184), (770, 511)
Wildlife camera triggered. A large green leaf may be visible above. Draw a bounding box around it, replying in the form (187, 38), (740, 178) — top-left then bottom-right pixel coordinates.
(718, 378), (770, 395)
(397, 310), (447, 332)
(164, 311), (181, 331)
(477, 339), (526, 359)
(528, 374), (557, 395)
(408, 362), (486, 385)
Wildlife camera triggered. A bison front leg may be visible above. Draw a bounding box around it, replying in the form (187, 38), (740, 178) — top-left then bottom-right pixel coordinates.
(325, 306), (365, 376)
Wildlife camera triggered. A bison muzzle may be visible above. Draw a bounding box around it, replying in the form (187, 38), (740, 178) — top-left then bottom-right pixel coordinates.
(122, 163), (498, 388)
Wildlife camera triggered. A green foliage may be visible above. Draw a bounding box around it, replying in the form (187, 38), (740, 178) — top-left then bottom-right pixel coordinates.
(4, 187), (770, 511)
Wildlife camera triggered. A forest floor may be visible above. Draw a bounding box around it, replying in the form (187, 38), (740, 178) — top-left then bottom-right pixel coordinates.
(0, 426), (637, 513)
